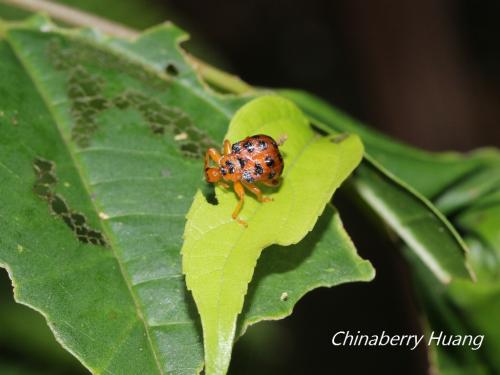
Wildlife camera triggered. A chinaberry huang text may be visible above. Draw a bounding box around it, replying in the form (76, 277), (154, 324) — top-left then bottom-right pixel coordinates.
(331, 331), (484, 351)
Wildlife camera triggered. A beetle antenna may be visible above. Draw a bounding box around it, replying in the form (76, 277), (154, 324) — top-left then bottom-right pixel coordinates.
(277, 134), (288, 146)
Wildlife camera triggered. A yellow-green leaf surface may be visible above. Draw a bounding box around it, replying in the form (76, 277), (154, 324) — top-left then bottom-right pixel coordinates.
(182, 96), (364, 375)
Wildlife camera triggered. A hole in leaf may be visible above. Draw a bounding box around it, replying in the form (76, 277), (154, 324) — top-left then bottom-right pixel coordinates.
(71, 213), (85, 226)
(166, 63), (179, 77)
(51, 195), (69, 215)
(67, 66), (109, 147)
(32, 157), (108, 247)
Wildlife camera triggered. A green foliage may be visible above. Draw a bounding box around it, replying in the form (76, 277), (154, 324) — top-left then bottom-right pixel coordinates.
(280, 90), (485, 198)
(417, 158), (500, 375)
(353, 159), (472, 283)
(0, 5), (495, 375)
(280, 90), (473, 283)
(0, 16), (373, 374)
(281, 91), (500, 374)
(182, 96), (366, 374)
(280, 90), (500, 375)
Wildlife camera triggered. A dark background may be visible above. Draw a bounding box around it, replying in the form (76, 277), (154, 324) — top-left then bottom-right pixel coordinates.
(1, 1), (499, 374)
(170, 0), (500, 151)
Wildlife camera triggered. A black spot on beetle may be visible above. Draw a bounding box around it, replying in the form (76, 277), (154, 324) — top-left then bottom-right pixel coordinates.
(265, 156), (274, 167)
(228, 166), (235, 174)
(225, 160), (233, 168)
(269, 171), (276, 179)
(254, 163), (264, 175)
(238, 158), (246, 168)
(258, 140), (268, 150)
(243, 141), (254, 152)
(243, 170), (254, 183)
(220, 167), (227, 176)
(232, 143), (242, 153)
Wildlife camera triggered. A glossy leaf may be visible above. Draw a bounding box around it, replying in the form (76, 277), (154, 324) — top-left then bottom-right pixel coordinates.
(182, 95), (364, 374)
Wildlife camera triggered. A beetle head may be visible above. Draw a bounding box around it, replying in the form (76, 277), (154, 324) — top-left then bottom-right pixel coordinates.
(205, 167), (222, 183)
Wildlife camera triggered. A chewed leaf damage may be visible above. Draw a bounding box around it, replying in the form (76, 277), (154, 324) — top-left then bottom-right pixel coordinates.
(46, 38), (217, 157)
(33, 157), (108, 247)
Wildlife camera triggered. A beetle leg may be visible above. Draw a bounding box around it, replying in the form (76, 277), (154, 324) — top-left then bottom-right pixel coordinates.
(232, 181), (248, 227)
(261, 178), (281, 187)
(218, 181), (230, 189)
(205, 148), (222, 168)
(242, 182), (273, 202)
(205, 148), (222, 174)
(223, 139), (232, 155)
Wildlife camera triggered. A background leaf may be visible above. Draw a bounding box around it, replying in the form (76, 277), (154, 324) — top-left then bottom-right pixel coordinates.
(353, 159), (472, 283)
(280, 90), (486, 198)
(281, 89), (473, 283)
(418, 159), (500, 375)
(182, 95), (364, 374)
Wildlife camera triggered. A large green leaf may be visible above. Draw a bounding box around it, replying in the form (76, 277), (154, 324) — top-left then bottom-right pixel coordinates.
(280, 90), (472, 283)
(0, 16), (373, 374)
(182, 95), (364, 374)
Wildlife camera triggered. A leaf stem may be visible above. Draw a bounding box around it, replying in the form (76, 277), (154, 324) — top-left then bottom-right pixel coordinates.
(1, 0), (137, 37)
(185, 54), (252, 94)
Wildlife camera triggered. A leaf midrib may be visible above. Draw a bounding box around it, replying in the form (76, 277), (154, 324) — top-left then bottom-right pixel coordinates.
(5, 31), (165, 374)
(209, 132), (323, 343)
